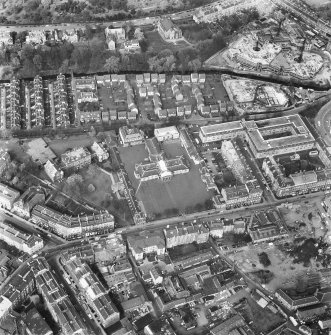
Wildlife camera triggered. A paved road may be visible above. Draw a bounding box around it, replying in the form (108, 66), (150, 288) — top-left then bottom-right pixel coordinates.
(0, 3), (198, 32)
(121, 190), (327, 236)
(315, 99), (331, 146)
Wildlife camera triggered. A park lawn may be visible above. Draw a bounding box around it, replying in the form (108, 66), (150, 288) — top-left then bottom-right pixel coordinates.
(78, 167), (133, 226)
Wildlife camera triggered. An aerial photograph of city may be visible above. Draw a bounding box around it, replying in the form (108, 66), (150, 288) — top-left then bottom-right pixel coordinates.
(3, 0), (331, 334)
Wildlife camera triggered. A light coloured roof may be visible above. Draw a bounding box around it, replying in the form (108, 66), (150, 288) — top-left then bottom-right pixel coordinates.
(154, 126), (179, 137)
(201, 121), (243, 136)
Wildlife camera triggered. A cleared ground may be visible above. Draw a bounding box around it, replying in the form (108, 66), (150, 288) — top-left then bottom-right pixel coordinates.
(119, 141), (213, 217)
(227, 243), (319, 292)
(279, 197), (327, 240)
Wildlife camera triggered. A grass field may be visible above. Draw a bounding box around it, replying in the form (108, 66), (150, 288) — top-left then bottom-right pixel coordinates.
(46, 134), (94, 156)
(119, 141), (213, 217)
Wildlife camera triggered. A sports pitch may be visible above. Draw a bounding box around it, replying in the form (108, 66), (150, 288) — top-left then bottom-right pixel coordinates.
(118, 141), (213, 216)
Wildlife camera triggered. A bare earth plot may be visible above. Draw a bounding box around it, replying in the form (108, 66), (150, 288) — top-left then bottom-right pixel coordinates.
(279, 199), (327, 240)
(228, 244), (318, 292)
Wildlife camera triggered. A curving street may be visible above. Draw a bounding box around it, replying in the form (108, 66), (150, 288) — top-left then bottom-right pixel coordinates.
(315, 99), (331, 147)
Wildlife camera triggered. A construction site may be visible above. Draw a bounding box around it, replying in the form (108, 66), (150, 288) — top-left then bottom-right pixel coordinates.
(222, 75), (291, 114)
(205, 14), (329, 84)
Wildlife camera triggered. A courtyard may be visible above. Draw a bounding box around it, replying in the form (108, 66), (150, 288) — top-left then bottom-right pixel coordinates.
(274, 149), (325, 177)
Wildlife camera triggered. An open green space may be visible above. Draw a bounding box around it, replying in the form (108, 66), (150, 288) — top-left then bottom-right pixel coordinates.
(118, 141), (213, 218)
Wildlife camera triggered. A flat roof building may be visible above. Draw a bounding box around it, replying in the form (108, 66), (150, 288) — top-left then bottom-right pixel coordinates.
(199, 121), (245, 143)
(246, 115), (315, 158)
(154, 126), (180, 142)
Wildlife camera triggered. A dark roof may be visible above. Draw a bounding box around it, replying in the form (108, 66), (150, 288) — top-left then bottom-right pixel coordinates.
(133, 312), (153, 331)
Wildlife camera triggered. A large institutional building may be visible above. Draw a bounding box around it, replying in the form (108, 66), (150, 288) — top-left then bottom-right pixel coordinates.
(199, 115), (314, 157)
(245, 115), (315, 158)
(200, 115), (331, 198)
(134, 137), (189, 182)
